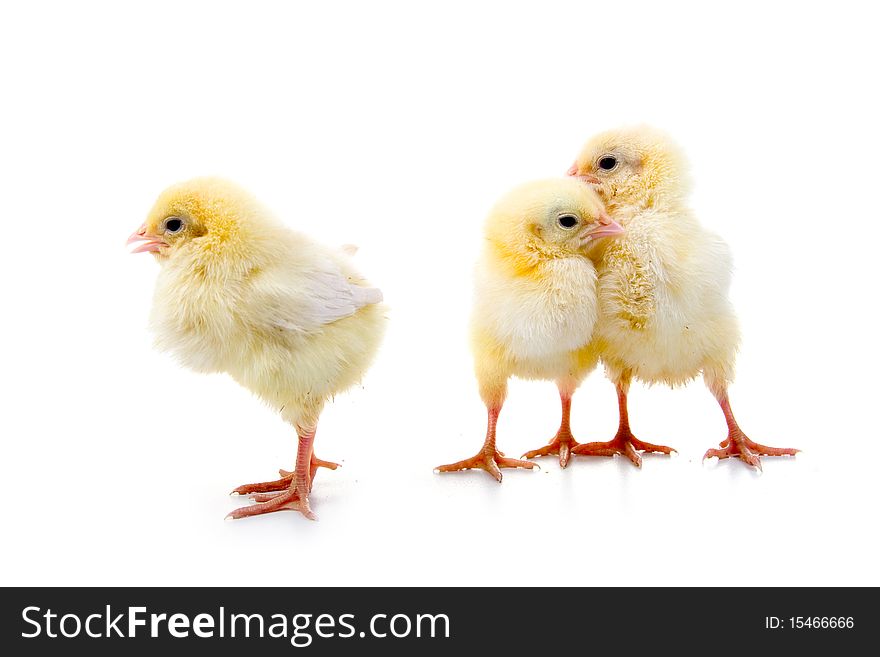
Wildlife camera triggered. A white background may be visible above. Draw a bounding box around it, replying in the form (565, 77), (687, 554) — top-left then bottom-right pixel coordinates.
(1, 1), (878, 587)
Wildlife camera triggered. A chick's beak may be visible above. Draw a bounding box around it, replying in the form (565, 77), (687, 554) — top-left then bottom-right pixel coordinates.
(582, 213), (624, 242)
(566, 162), (601, 185)
(126, 225), (167, 254)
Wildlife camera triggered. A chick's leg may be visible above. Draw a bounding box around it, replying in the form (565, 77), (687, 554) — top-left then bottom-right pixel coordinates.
(230, 453), (339, 496)
(571, 377), (676, 467)
(435, 405), (536, 482)
(522, 386), (581, 468)
(703, 392), (798, 470)
(280, 453), (339, 492)
(227, 430), (319, 521)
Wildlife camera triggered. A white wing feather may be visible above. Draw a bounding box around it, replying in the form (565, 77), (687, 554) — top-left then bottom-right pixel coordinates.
(251, 258), (382, 335)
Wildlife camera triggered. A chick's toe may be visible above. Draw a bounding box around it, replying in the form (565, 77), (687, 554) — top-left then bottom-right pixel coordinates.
(522, 393), (581, 468)
(435, 450), (536, 483)
(703, 433), (799, 471)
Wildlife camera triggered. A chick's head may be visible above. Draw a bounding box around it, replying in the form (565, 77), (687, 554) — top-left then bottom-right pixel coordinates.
(127, 177), (270, 262)
(485, 178), (623, 271)
(568, 125), (691, 212)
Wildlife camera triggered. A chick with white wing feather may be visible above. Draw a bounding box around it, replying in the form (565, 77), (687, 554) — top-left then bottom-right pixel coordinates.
(567, 126), (798, 469)
(436, 178), (624, 480)
(128, 177), (386, 520)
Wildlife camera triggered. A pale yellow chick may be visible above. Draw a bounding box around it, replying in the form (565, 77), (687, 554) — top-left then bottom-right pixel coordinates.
(128, 178), (386, 519)
(568, 126), (798, 468)
(436, 178), (624, 480)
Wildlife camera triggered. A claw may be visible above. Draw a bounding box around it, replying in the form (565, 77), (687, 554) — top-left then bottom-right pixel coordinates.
(522, 430), (580, 469)
(227, 487), (316, 521)
(571, 429), (675, 467)
(703, 432), (797, 470)
(436, 450), (536, 482)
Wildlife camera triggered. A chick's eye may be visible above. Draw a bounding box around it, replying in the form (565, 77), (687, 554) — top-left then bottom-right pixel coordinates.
(598, 156), (618, 171)
(164, 217), (183, 233)
(557, 214), (579, 229)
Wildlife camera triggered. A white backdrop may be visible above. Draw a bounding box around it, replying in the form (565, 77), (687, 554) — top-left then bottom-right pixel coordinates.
(1, 1), (878, 587)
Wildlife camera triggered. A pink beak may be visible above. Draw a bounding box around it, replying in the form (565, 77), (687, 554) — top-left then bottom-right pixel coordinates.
(127, 225), (167, 254)
(576, 173), (601, 185)
(566, 162), (601, 185)
(582, 212), (624, 242)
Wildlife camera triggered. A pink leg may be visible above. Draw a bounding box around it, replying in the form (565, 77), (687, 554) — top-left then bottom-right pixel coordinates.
(231, 452), (338, 496)
(435, 405), (536, 482)
(703, 394), (798, 471)
(227, 430), (319, 521)
(572, 381), (676, 467)
(522, 390), (581, 468)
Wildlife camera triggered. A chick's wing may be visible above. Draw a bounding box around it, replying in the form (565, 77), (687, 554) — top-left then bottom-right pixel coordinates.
(245, 257), (382, 335)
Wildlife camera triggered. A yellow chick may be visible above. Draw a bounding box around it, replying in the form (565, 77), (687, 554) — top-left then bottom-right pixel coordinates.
(436, 178), (624, 480)
(128, 178), (386, 519)
(568, 126), (798, 469)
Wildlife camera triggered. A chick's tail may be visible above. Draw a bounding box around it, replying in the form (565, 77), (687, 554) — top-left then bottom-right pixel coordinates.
(353, 286), (383, 307)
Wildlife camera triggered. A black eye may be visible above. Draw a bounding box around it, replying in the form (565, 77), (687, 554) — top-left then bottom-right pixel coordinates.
(164, 217), (183, 233)
(598, 156), (618, 171)
(557, 214), (579, 229)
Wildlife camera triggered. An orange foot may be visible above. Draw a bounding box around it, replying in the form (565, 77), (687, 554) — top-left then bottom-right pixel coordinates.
(230, 454), (339, 496)
(571, 428), (675, 467)
(226, 486), (316, 521)
(435, 449), (536, 482)
(704, 431), (798, 471)
(522, 430), (580, 468)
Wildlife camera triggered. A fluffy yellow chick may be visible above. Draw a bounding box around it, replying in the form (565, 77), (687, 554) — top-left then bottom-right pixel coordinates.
(567, 126), (797, 469)
(128, 178), (386, 519)
(436, 178), (624, 480)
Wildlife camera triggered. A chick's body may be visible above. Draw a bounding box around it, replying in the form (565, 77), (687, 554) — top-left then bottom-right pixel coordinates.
(437, 178), (623, 479)
(594, 205), (738, 391)
(131, 178), (386, 520)
(471, 244), (599, 405)
(569, 126), (797, 468)
(151, 227), (384, 426)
